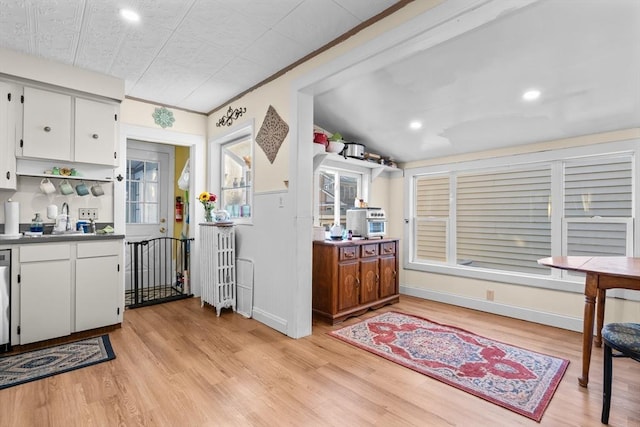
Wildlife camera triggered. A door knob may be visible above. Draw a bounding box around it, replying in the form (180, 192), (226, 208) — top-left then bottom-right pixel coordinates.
(159, 227), (166, 233)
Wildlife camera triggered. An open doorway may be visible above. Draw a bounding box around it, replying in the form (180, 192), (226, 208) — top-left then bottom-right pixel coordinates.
(124, 139), (193, 308)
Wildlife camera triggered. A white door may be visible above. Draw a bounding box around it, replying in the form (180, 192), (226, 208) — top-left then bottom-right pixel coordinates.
(125, 140), (174, 294)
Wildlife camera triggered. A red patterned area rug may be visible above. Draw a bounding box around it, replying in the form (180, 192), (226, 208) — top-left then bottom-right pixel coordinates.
(329, 311), (569, 422)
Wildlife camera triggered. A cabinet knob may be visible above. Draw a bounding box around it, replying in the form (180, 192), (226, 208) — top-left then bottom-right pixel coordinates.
(92, 133), (99, 139)
(44, 126), (51, 132)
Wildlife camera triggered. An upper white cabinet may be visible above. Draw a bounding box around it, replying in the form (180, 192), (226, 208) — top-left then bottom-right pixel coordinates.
(0, 82), (21, 190)
(74, 97), (118, 166)
(19, 86), (119, 167)
(22, 87), (72, 161)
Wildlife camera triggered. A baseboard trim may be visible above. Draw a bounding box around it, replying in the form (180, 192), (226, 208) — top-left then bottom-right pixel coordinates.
(400, 285), (583, 333)
(251, 308), (288, 335)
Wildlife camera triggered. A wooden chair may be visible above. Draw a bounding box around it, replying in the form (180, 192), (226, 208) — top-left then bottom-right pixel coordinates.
(601, 323), (640, 424)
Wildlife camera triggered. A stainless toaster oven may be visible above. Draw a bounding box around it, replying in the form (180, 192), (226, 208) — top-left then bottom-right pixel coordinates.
(346, 208), (387, 238)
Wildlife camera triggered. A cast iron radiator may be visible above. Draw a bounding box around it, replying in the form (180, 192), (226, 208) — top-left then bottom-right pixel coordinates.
(125, 237), (194, 308)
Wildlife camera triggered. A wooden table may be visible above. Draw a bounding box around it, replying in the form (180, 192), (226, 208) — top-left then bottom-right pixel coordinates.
(537, 256), (640, 387)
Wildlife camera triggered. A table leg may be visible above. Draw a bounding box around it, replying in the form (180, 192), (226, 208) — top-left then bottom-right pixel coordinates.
(595, 288), (606, 348)
(580, 273), (598, 387)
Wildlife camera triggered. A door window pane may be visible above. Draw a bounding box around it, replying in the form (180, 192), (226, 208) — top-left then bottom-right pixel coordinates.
(126, 159), (160, 224)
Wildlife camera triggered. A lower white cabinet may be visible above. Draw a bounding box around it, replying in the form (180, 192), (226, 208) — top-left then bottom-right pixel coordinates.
(17, 239), (123, 345)
(75, 241), (121, 331)
(19, 244), (72, 345)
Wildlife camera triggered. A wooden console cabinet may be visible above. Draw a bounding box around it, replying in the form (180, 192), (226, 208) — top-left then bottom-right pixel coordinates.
(313, 238), (399, 324)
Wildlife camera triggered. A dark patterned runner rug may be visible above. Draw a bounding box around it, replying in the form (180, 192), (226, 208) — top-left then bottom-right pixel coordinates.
(329, 312), (568, 422)
(0, 335), (115, 390)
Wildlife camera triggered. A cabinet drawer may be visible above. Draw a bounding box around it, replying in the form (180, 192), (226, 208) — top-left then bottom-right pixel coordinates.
(339, 246), (358, 261)
(77, 240), (121, 258)
(381, 242), (396, 255)
(361, 244), (379, 258)
(20, 243), (71, 262)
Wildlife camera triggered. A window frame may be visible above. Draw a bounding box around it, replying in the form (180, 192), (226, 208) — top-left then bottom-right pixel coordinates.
(208, 120), (254, 225)
(403, 139), (640, 294)
(314, 165), (369, 229)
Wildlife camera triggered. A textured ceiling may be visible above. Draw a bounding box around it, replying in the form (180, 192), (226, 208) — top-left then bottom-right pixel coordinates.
(0, 0), (399, 113)
(314, 0), (640, 162)
(1, 1), (638, 164)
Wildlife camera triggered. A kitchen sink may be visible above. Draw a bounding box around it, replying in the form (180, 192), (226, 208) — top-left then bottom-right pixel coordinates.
(49, 231), (97, 236)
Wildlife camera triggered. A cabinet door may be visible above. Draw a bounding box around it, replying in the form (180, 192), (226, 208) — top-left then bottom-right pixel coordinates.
(0, 82), (19, 190)
(22, 87), (72, 161)
(360, 257), (379, 304)
(379, 256), (398, 298)
(20, 260), (71, 344)
(74, 98), (117, 166)
(337, 261), (359, 311)
(76, 255), (119, 331)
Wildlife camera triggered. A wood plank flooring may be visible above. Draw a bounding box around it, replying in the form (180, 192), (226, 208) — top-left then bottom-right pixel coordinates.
(1, 296), (638, 426)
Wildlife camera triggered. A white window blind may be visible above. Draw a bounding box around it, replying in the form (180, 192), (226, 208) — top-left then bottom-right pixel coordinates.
(563, 156), (633, 257)
(456, 167), (551, 274)
(414, 176), (449, 262)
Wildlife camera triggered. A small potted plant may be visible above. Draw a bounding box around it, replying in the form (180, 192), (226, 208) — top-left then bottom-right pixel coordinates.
(326, 132), (345, 153)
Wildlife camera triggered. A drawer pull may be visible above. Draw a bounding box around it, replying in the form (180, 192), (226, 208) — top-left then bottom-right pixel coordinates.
(92, 133), (99, 139)
(365, 249), (375, 255)
(384, 248), (393, 253)
(345, 252), (355, 258)
(44, 126), (51, 132)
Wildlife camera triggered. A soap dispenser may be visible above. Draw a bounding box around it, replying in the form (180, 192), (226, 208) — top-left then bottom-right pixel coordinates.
(30, 213), (44, 233)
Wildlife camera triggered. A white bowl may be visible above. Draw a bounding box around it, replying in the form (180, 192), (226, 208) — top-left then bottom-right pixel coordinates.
(326, 140), (345, 153)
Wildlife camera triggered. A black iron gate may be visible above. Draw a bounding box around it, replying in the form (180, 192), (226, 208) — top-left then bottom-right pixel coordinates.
(126, 237), (194, 308)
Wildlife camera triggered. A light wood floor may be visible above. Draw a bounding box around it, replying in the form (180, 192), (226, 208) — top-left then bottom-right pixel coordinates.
(1, 296), (639, 426)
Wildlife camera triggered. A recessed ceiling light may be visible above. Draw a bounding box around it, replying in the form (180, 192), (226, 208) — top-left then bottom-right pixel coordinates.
(409, 121), (422, 130)
(522, 89), (541, 101)
(120, 9), (140, 22)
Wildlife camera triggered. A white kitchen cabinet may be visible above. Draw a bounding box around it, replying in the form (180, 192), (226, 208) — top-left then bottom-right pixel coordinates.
(19, 243), (72, 344)
(0, 82), (21, 190)
(19, 86), (119, 166)
(75, 241), (121, 331)
(74, 97), (118, 166)
(22, 86), (72, 162)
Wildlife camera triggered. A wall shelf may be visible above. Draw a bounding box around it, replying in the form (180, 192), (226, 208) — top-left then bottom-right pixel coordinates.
(16, 158), (114, 182)
(312, 143), (402, 180)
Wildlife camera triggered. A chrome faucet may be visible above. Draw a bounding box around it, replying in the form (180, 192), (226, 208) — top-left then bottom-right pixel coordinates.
(61, 202), (71, 231)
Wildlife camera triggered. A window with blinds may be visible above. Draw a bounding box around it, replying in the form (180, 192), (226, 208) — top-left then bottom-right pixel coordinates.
(408, 146), (636, 281)
(563, 156), (633, 257)
(456, 167), (552, 274)
(414, 176), (449, 262)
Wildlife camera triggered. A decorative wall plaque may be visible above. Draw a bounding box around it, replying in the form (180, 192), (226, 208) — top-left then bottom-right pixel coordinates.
(216, 106), (247, 127)
(152, 107), (175, 128)
(256, 105), (289, 164)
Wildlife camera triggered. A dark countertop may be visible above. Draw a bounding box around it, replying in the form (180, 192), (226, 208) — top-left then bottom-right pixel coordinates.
(0, 233), (125, 245)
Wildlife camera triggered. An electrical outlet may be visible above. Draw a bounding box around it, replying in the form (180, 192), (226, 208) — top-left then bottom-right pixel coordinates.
(486, 290), (495, 301)
(78, 208), (98, 220)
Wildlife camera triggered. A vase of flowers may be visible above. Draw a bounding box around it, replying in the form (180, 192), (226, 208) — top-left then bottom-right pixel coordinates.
(198, 191), (217, 222)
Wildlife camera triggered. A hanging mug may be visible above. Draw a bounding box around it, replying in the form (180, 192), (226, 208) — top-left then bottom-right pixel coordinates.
(59, 180), (74, 195)
(75, 181), (90, 196)
(90, 182), (104, 196)
(40, 178), (56, 194)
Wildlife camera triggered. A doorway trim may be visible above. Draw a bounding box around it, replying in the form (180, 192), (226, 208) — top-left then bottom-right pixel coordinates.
(118, 124), (206, 296)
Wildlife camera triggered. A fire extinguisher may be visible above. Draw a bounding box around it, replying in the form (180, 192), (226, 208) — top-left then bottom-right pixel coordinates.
(175, 196), (183, 222)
